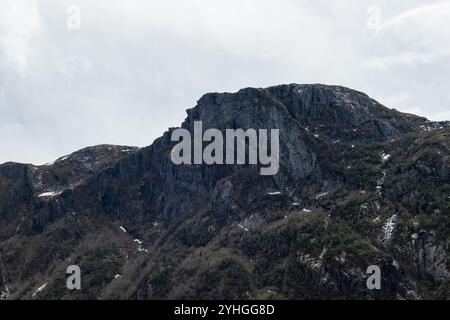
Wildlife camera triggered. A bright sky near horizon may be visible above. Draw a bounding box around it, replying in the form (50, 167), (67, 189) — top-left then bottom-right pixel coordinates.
(1, 0), (450, 164)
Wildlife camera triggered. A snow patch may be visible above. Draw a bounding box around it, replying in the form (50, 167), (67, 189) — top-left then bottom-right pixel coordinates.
(381, 152), (391, 162)
(32, 283), (47, 297)
(380, 214), (397, 246)
(238, 224), (249, 232)
(392, 260), (400, 269)
(119, 226), (127, 233)
(38, 191), (62, 198)
(315, 192), (328, 200)
(375, 170), (387, 198)
(137, 246), (148, 253)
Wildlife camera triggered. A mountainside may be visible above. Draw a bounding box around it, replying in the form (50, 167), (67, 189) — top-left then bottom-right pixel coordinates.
(1, 84), (449, 300)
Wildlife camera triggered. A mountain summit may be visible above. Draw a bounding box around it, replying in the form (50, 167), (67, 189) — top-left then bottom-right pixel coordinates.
(0, 84), (449, 300)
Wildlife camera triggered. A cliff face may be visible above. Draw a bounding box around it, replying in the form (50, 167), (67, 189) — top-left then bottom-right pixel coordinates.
(0, 84), (449, 300)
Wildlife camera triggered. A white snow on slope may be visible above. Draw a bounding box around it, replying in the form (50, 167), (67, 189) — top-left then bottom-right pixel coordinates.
(137, 246), (148, 253)
(32, 283), (47, 297)
(381, 152), (391, 162)
(375, 170), (387, 198)
(38, 191), (62, 198)
(238, 224), (249, 232)
(380, 214), (397, 246)
(315, 192), (328, 200)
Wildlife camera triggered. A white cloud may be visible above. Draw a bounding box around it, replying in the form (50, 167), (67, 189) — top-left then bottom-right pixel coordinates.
(362, 1), (450, 120)
(0, 0), (43, 76)
(373, 1), (450, 57)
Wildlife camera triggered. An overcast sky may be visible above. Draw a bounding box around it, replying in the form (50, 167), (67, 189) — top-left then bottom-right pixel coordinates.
(1, 0), (450, 164)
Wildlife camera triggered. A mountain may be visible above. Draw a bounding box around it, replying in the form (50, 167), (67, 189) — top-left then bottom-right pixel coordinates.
(0, 84), (449, 300)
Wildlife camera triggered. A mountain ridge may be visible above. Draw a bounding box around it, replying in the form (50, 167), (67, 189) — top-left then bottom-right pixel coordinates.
(1, 84), (449, 300)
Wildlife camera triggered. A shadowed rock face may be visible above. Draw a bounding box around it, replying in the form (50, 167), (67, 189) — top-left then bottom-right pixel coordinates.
(0, 84), (449, 300)
(0, 145), (139, 237)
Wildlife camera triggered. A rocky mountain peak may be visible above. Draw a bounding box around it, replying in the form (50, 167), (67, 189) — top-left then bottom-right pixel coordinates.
(188, 84), (420, 142)
(0, 84), (449, 300)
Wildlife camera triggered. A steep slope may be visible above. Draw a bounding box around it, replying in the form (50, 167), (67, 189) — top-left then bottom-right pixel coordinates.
(0, 145), (139, 299)
(0, 84), (448, 300)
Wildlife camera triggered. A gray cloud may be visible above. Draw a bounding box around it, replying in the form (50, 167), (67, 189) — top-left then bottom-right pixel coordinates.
(1, 0), (449, 164)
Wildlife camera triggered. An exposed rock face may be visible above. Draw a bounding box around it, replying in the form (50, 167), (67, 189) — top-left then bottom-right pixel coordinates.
(0, 84), (448, 300)
(416, 233), (449, 280)
(266, 84), (418, 140)
(0, 163), (33, 240)
(211, 180), (237, 215)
